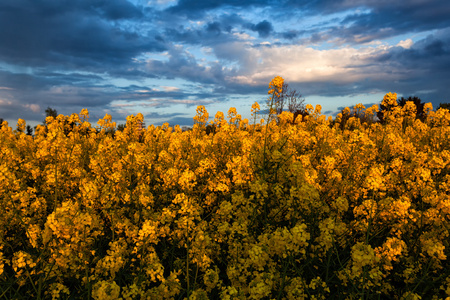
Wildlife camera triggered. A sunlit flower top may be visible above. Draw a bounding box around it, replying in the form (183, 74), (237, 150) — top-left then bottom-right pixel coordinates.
(381, 92), (397, 107)
(268, 76), (284, 97)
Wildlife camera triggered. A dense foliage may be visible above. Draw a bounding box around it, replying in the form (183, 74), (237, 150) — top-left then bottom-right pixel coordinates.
(1, 81), (450, 299)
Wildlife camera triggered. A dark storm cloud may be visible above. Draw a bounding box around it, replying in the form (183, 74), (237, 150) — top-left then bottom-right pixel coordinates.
(0, 69), (118, 108)
(271, 0), (450, 46)
(162, 13), (247, 46)
(0, 0), (165, 69)
(248, 20), (273, 38)
(166, 0), (272, 17)
(332, 1), (450, 44)
(206, 22), (222, 35)
(165, 0), (450, 47)
(146, 45), (230, 85)
(281, 30), (301, 40)
(94, 0), (144, 20)
(372, 30), (450, 104)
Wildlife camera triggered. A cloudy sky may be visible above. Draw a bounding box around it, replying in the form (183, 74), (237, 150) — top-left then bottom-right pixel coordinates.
(1, 0), (450, 127)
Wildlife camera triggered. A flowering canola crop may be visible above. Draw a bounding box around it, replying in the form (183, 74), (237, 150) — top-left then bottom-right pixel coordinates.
(1, 82), (450, 299)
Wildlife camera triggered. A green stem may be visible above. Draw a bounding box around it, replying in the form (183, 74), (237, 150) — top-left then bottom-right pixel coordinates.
(404, 258), (432, 298)
(186, 220), (190, 298)
(262, 92), (276, 180)
(276, 256), (290, 300)
(24, 268), (39, 299)
(331, 236), (360, 296)
(54, 153), (58, 211)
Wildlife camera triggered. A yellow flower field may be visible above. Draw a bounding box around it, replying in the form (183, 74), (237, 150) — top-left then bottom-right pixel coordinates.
(1, 79), (450, 299)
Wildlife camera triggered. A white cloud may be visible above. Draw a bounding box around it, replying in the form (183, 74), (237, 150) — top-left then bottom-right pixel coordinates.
(162, 86), (180, 92)
(24, 104), (40, 113)
(396, 39), (414, 49)
(233, 32), (254, 41)
(222, 43), (401, 86)
(0, 98), (13, 105)
(146, 0), (177, 9)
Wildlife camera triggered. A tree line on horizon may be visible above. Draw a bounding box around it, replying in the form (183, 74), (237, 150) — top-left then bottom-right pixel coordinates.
(1, 89), (450, 136)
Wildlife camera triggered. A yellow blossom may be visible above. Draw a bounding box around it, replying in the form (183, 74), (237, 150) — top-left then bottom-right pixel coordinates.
(382, 92), (398, 107)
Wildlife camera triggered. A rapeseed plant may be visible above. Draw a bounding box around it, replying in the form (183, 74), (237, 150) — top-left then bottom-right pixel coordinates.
(1, 83), (450, 299)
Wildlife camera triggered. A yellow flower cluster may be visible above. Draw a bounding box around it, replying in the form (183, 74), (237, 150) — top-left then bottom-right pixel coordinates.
(1, 83), (450, 298)
(382, 92), (398, 106)
(268, 75), (284, 97)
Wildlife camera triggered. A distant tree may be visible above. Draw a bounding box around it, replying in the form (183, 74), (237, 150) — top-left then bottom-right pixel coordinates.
(42, 106), (84, 136)
(292, 109), (310, 123)
(43, 107), (59, 127)
(377, 96), (426, 124)
(205, 124), (216, 135)
(138, 121), (146, 131)
(26, 125), (33, 136)
(45, 107), (58, 118)
(0, 118), (3, 129)
(398, 96), (426, 121)
(117, 124), (126, 132)
(438, 103), (450, 110)
(272, 83), (307, 123)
